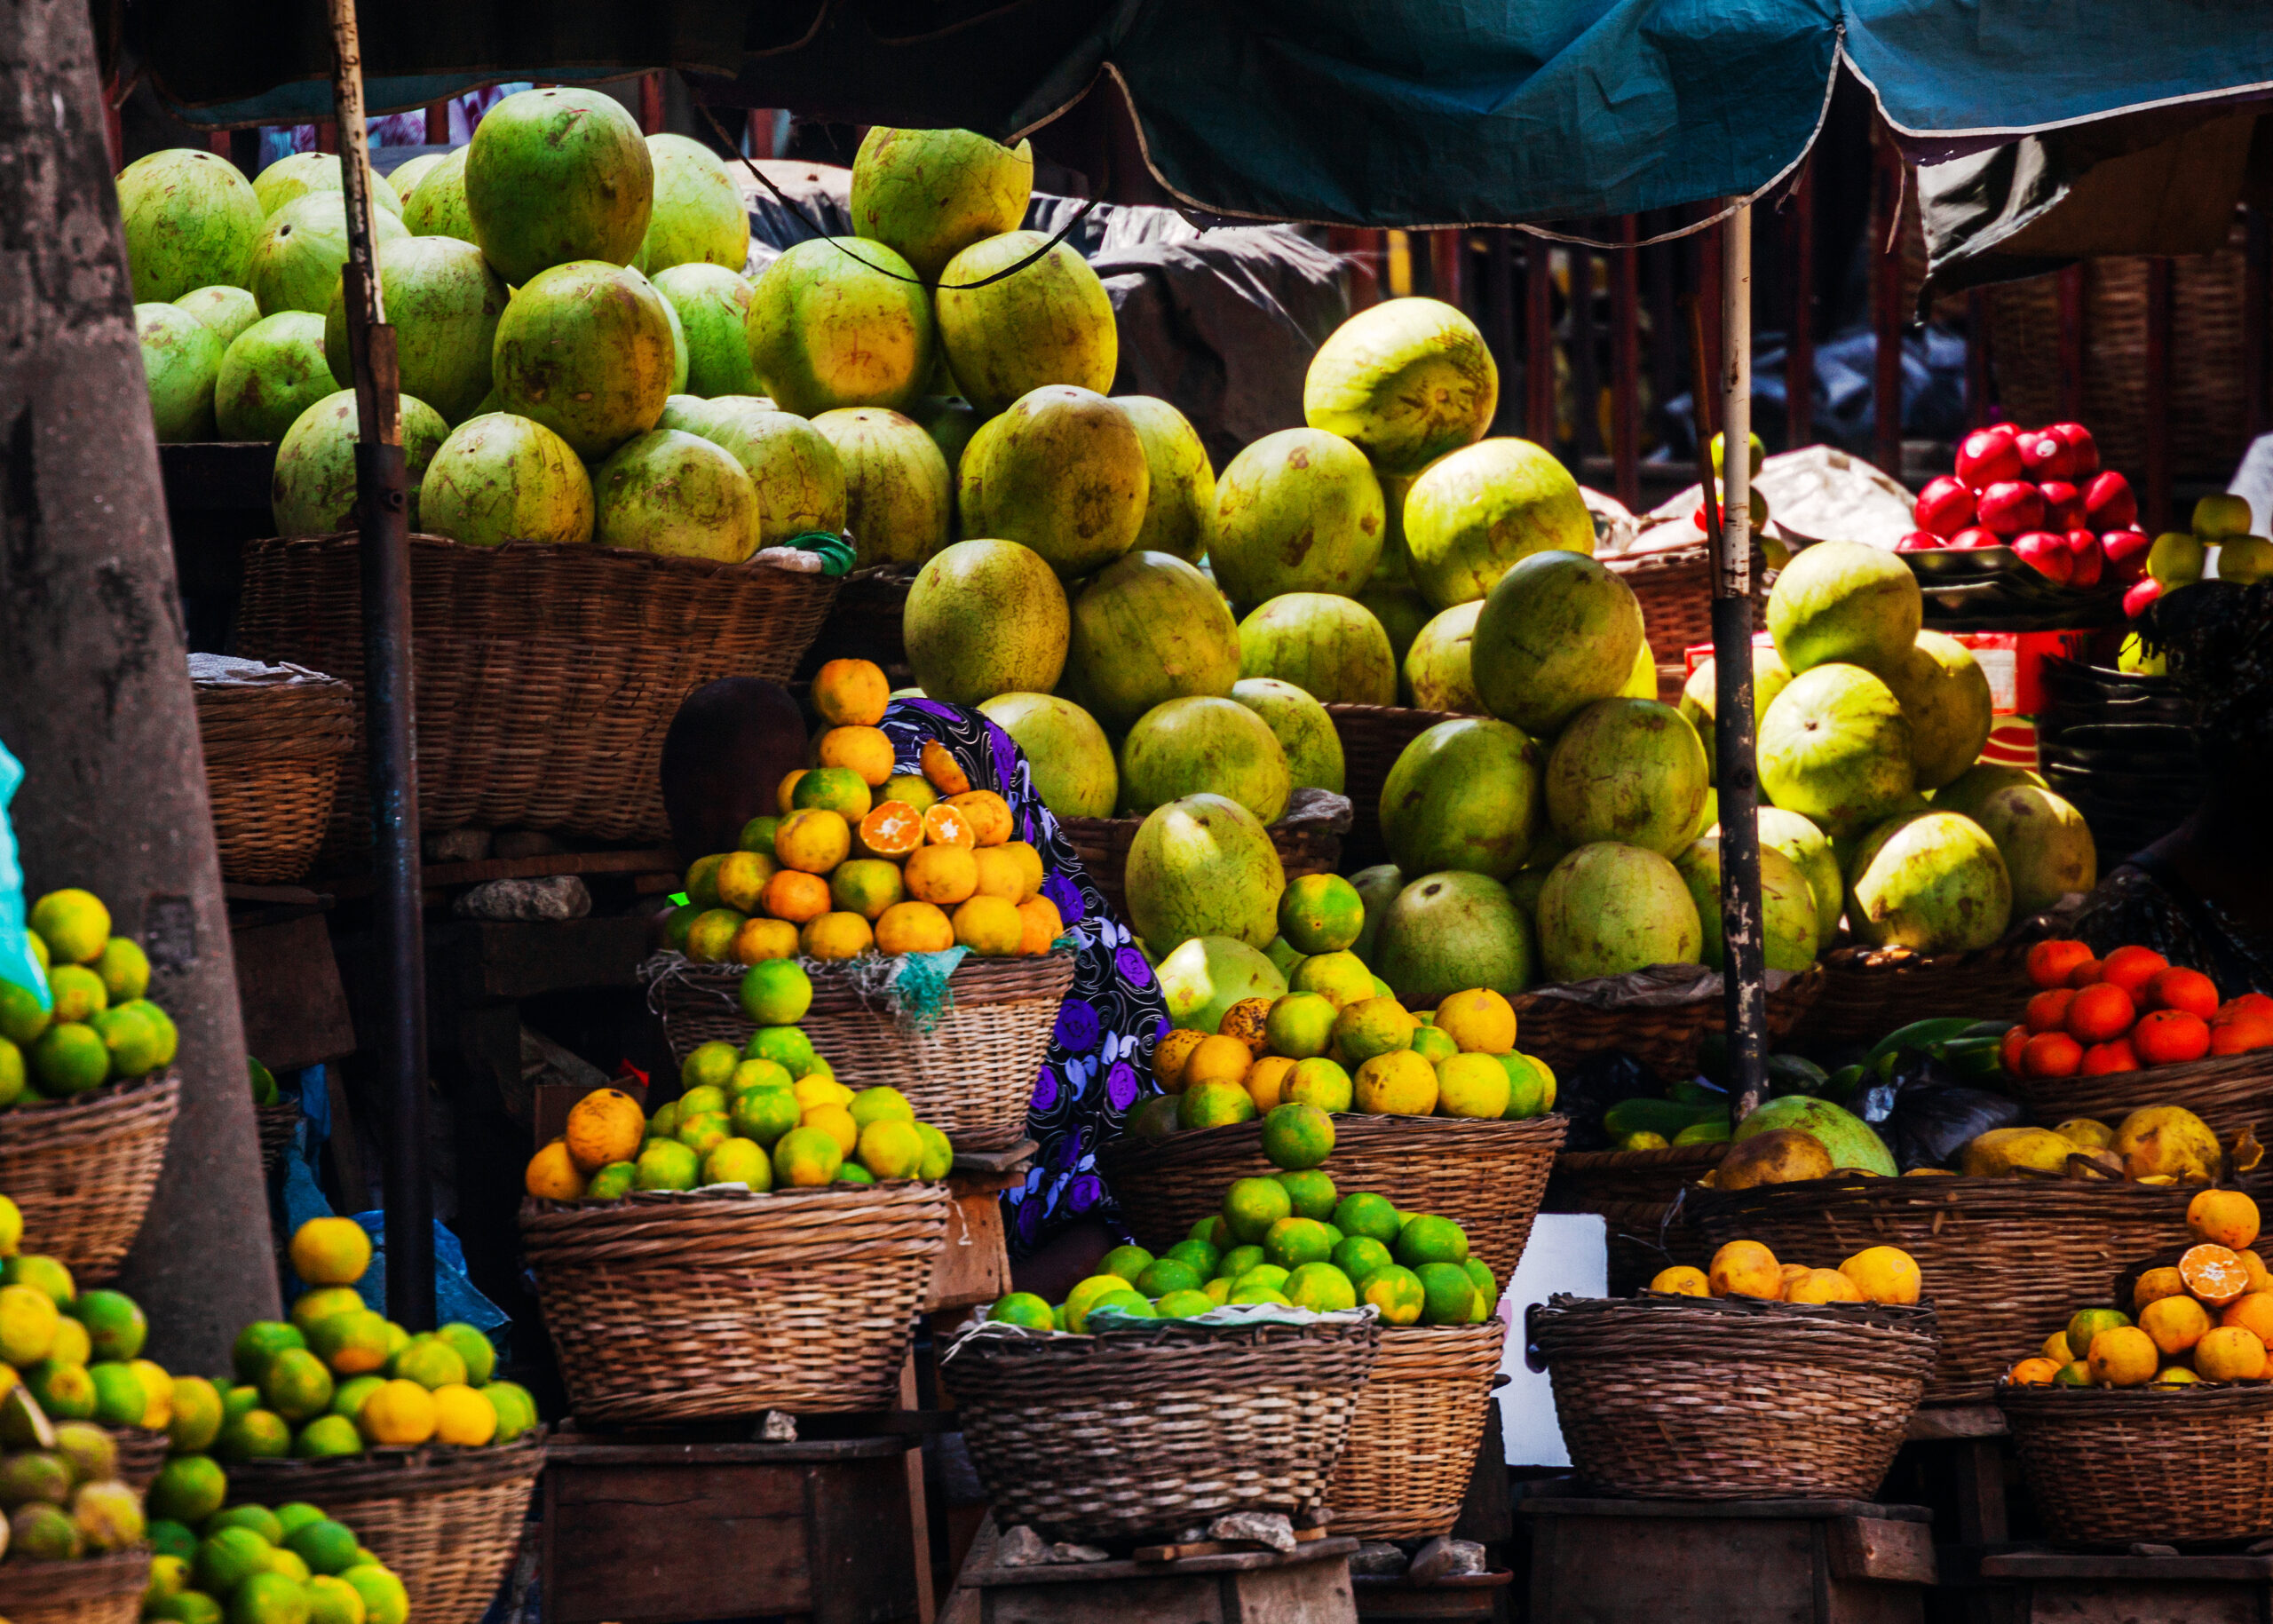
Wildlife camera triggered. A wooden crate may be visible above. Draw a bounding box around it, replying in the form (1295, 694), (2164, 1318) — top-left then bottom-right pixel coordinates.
(945, 1524), (1360, 1624)
(926, 1142), (1033, 1315)
(1979, 1549), (2273, 1623)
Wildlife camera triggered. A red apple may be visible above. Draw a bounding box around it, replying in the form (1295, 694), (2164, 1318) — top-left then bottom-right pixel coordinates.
(1957, 425), (2024, 487)
(1977, 480), (2047, 537)
(2085, 470), (2137, 530)
(1897, 530), (1944, 553)
(2047, 422), (2101, 479)
(2123, 576), (2163, 617)
(2012, 531), (2073, 583)
(2102, 527), (2152, 581)
(2038, 480), (2083, 530)
(2063, 529), (2103, 588)
(1913, 475), (1976, 538)
(1949, 527), (2001, 550)
(2019, 432), (2078, 482)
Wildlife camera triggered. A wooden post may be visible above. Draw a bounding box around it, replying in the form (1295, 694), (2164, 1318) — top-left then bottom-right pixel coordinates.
(2145, 257), (2174, 535)
(1525, 233), (1555, 448)
(638, 72), (665, 136)
(315, 119), (338, 154)
(2245, 205), (2269, 442)
(1698, 218), (1724, 438)
(746, 108), (776, 160)
(1327, 228), (1382, 313)
(424, 99), (449, 145)
(1871, 129), (1905, 478)
(2057, 265), (2087, 424)
(99, 75), (123, 171)
(1786, 164), (1815, 448)
(1612, 216), (1641, 509)
(1967, 288), (1993, 429)
(1430, 229), (1465, 313)
(1485, 230), (1518, 434)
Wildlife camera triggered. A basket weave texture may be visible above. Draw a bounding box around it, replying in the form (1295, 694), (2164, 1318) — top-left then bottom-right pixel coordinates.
(1530, 1294), (1937, 1499)
(233, 534), (840, 847)
(1327, 1321), (1506, 1540)
(1794, 939), (2037, 1046)
(194, 662), (354, 883)
(521, 1185), (948, 1422)
(1999, 1384), (2273, 1545)
(1102, 1114), (1566, 1287)
(1511, 966), (1823, 1076)
(1690, 1174), (2202, 1405)
(106, 1427), (168, 1492)
(799, 564), (915, 682)
(0, 1550), (149, 1624)
(2007, 1050), (2273, 1148)
(941, 1319), (1380, 1541)
(1058, 816), (1341, 925)
(255, 1101), (299, 1176)
(1325, 702), (1461, 867)
(644, 951), (1075, 1151)
(1604, 542), (1776, 667)
(227, 1440), (546, 1624)
(0, 1074), (179, 1284)
(1547, 1145), (1729, 1297)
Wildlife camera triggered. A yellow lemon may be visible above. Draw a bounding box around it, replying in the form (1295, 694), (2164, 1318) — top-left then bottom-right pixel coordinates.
(1352, 1050), (1437, 1115)
(1435, 988), (1517, 1055)
(802, 1104), (859, 1157)
(522, 1141), (586, 1201)
(774, 808), (851, 875)
(289, 1217), (374, 1287)
(430, 1383), (497, 1446)
(1434, 1053), (1512, 1119)
(356, 1379), (437, 1446)
(856, 1120), (925, 1180)
(793, 1074), (854, 1111)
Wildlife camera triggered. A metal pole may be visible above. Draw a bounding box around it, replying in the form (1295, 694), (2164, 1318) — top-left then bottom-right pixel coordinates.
(326, 0), (434, 1331)
(1715, 203), (1770, 1120)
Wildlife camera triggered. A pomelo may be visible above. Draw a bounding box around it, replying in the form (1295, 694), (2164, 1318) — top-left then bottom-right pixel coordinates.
(322, 234), (505, 424)
(418, 413), (596, 547)
(491, 261), (675, 458)
(1735, 1096), (1896, 1175)
(465, 87), (653, 284)
(1534, 843), (1704, 982)
(134, 303), (224, 442)
(401, 147), (474, 242)
(213, 313), (334, 442)
(908, 395), (981, 479)
(1360, 582), (1433, 672)
(1865, 630), (1992, 790)
(118, 149), (264, 302)
(748, 237), (934, 416)
(693, 398), (848, 547)
(810, 408), (953, 566)
(977, 693), (1117, 819)
(1674, 836), (1821, 971)
(1124, 794), (1286, 950)
(1236, 593), (1397, 707)
(1157, 937), (1287, 1033)
(1404, 601), (1485, 713)
(1349, 863), (1404, 961)
(1121, 396), (1216, 564)
(1372, 871), (1532, 1005)
(659, 293), (690, 393)
(1738, 805), (1844, 945)
(1766, 540), (1922, 674)
(1846, 811), (2013, 954)
(935, 233), (1116, 414)
(1971, 784), (2097, 917)
(384, 154), (449, 210)
(651, 265), (761, 398)
(1403, 438), (1593, 609)
(175, 284), (263, 348)
(1544, 699), (1710, 856)
(1211, 428), (1384, 604)
(1374, 470), (1419, 582)
(1678, 649), (1794, 784)
(1470, 550), (1645, 735)
(247, 194), (409, 315)
(1932, 762), (2047, 822)
(657, 395), (716, 435)
(270, 389), (447, 534)
(1060, 551), (1240, 732)
(851, 128), (1034, 281)
(1231, 678), (1344, 794)
(1758, 664), (1917, 839)
(904, 539), (1068, 704)
(1303, 297), (1497, 474)
(1119, 697), (1291, 824)
(252, 152), (401, 218)
(958, 386), (1147, 577)
(1620, 639), (1659, 698)
(1378, 717), (1544, 881)
(590, 430), (758, 561)
(633, 134), (749, 275)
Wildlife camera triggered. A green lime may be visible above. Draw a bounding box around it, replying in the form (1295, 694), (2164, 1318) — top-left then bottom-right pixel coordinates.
(914, 1121), (953, 1180)
(1286, 1261), (1357, 1311)
(45, 963), (107, 1022)
(684, 854), (726, 911)
(1088, 1289), (1154, 1321)
(215, 1407), (291, 1461)
(1259, 1101), (1334, 1171)
(635, 1137), (700, 1192)
(1165, 1239), (1221, 1278)
(228, 1571), (309, 1624)
(729, 1057), (793, 1096)
(1273, 1168), (1338, 1221)
(790, 765), (870, 820)
(1333, 1235), (1394, 1287)
(148, 1456), (227, 1525)
(678, 1041), (740, 1092)
(70, 1288), (147, 1360)
(674, 1109), (732, 1158)
(119, 998), (178, 1066)
(585, 1161), (636, 1200)
(1415, 1262), (1480, 1327)
(1228, 1285), (1292, 1307)
(1501, 1052), (1550, 1119)
(703, 1136), (772, 1189)
(25, 1359), (94, 1419)
(0, 981), (50, 1047)
(1331, 1192), (1401, 1246)
(1263, 1216), (1334, 1271)
(151, 1523), (198, 1562)
(89, 1359), (150, 1425)
(390, 1336), (467, 1390)
(262, 1347), (335, 1422)
(1462, 1256), (1496, 1310)
(329, 1374), (384, 1420)
(28, 890), (109, 963)
(1216, 1244), (1264, 1282)
(483, 1380), (537, 1443)
(154, 1595), (224, 1624)
(345, 1564), (411, 1624)
(0, 1035), (22, 1106)
(1134, 1258), (1204, 1297)
(1409, 1025), (1460, 1066)
(1223, 1176), (1292, 1244)
(744, 1026), (820, 1077)
(739, 960), (814, 1026)
(1277, 873), (1364, 955)
(1361, 1265), (1426, 1326)
(1233, 1264), (1290, 1293)
(986, 1292), (1055, 1329)
(1395, 1214), (1470, 1268)
(1099, 1245), (1153, 1282)
(289, 1287), (364, 1336)
(1263, 992), (1337, 1059)
(233, 1320), (305, 1382)
(659, 904), (699, 952)
(167, 1378), (223, 1453)
(729, 1086), (800, 1147)
(1152, 1289), (1216, 1319)
(1284, 1057), (1353, 1113)
(30, 1021), (109, 1096)
(286, 1517), (361, 1577)
(739, 815), (780, 854)
(194, 1526), (273, 1595)
(205, 1505), (282, 1543)
(95, 937), (149, 1003)
(223, 1383), (260, 1422)
(93, 1005), (164, 1077)
(832, 1162), (876, 1184)
(305, 1575), (364, 1624)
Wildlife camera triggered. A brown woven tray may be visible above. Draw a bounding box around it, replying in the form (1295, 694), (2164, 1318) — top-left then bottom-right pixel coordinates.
(0, 1073), (179, 1283)
(521, 1184), (948, 1422)
(798, 563), (915, 684)
(105, 1425), (169, 1492)
(194, 663), (355, 884)
(1689, 1173), (2206, 1406)
(0, 1549), (150, 1624)
(1327, 1320), (1507, 1540)
(940, 1318), (1380, 1542)
(1102, 1113), (1567, 1287)
(2007, 1050), (2273, 1147)
(1323, 701), (1462, 868)
(1547, 1144), (1730, 1297)
(2000, 1382), (2273, 1546)
(1059, 814), (1341, 926)
(1529, 1293), (1937, 1500)
(1603, 540), (1776, 667)
(1510, 964), (1824, 1077)
(234, 533), (841, 850)
(1792, 937), (2037, 1046)
(645, 950), (1077, 1151)
(226, 1438), (548, 1624)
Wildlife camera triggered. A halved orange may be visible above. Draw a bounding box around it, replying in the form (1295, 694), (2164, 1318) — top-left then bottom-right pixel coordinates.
(2182, 1242), (2250, 1307)
(857, 801), (923, 860)
(921, 740), (970, 796)
(923, 803), (976, 850)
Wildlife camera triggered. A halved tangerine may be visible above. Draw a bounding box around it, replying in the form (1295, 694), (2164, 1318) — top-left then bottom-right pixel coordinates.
(923, 803), (976, 850)
(2182, 1242), (2250, 1307)
(921, 740), (970, 796)
(857, 801), (924, 860)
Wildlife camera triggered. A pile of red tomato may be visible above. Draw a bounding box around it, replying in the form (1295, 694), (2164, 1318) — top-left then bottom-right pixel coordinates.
(2001, 939), (2273, 1079)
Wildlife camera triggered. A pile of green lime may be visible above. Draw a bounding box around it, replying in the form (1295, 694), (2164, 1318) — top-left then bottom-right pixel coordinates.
(142, 1500), (411, 1624)
(0, 888), (176, 1104)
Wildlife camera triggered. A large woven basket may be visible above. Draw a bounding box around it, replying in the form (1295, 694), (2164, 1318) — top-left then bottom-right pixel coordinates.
(2000, 1383), (2273, 1545)
(798, 564), (915, 683)
(1690, 1174), (2204, 1405)
(521, 1184), (949, 1422)
(1547, 1144), (1729, 1296)
(1511, 965), (1824, 1076)
(940, 1318), (1380, 1541)
(1794, 938), (2038, 1046)
(2007, 1050), (2273, 1148)
(233, 534), (840, 848)
(1059, 814), (1342, 926)
(1103, 1113), (1567, 1287)
(1327, 1321), (1506, 1540)
(106, 1426), (169, 1492)
(1529, 1294), (1937, 1499)
(226, 1440), (546, 1624)
(1325, 701), (1461, 867)
(0, 1550), (149, 1624)
(1603, 541), (1776, 667)
(643, 951), (1076, 1151)
(192, 659), (355, 883)
(0, 1073), (179, 1283)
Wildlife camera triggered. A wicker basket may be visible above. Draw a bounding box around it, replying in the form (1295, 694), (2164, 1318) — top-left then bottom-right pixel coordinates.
(940, 1318), (1379, 1541)
(233, 534), (841, 849)
(105, 1426), (169, 1492)
(2008, 1050), (2273, 1148)
(1510, 965), (1824, 1077)
(798, 564), (915, 683)
(226, 1440), (546, 1624)
(643, 951), (1075, 1151)
(1059, 814), (1342, 925)
(521, 1184), (948, 1423)
(1793, 938), (2038, 1047)
(1324, 702), (1462, 867)
(0, 1550), (149, 1624)
(192, 660), (355, 884)
(1327, 1321), (1506, 1540)
(2000, 1383), (2273, 1545)
(255, 1100), (299, 1176)
(1102, 1114), (1567, 1287)
(0, 1073), (179, 1284)
(1529, 1294), (1937, 1499)
(1547, 1145), (1729, 1296)
(1604, 542), (1777, 667)
(1690, 1174), (2203, 1406)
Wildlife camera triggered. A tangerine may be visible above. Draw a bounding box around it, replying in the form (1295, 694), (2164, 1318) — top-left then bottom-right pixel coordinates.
(1707, 1240), (1782, 1300)
(683, 908), (745, 963)
(2182, 1242), (2251, 1305)
(922, 803), (976, 849)
(817, 725), (895, 788)
(2022, 1031), (2084, 1078)
(1218, 997), (1273, 1056)
(1435, 988), (1517, 1055)
(1786, 1267), (1864, 1304)
(2080, 1038), (2140, 1075)
(2025, 988), (2076, 1034)
(1184, 1034), (1254, 1088)
(2008, 1357), (2062, 1385)
(776, 768), (808, 813)
(760, 870), (831, 924)
(2213, 1012), (2273, 1055)
(2140, 1293), (2211, 1355)
(920, 740), (970, 796)
(524, 1141), (585, 1201)
(790, 765), (872, 820)
(2134, 1266), (2190, 1310)
(731, 917), (801, 963)
(1841, 1246), (1924, 1304)
(2190, 1189), (2261, 1249)
(2222, 1291), (2273, 1346)
(953, 895), (1024, 955)
(2000, 1025), (2029, 1073)
(1151, 1028), (1208, 1092)
(1243, 1055), (1295, 1113)
(2149, 966), (2220, 1018)
(856, 801), (924, 860)
(2243, 1251), (2273, 1294)
(2100, 945), (2170, 994)
(2197, 1324), (2269, 1381)
(2064, 956), (2105, 988)
(2026, 939), (2095, 989)
(814, 659), (890, 726)
(715, 851), (779, 914)
(829, 860), (905, 921)
(1286, 1056), (1354, 1113)
(875, 900), (955, 955)
(800, 911), (874, 961)
(1649, 1265), (1709, 1297)
(2087, 1325), (2158, 1386)
(774, 808), (851, 874)
(1014, 896), (1062, 955)
(2134, 1008), (2210, 1066)
(564, 1089), (644, 1172)
(1352, 1050), (1437, 1116)
(905, 844), (978, 905)
(970, 847), (1026, 903)
(946, 790), (1013, 846)
(998, 841), (1045, 899)
(2064, 983), (2135, 1043)
(887, 772), (939, 812)
(288, 1217), (372, 1287)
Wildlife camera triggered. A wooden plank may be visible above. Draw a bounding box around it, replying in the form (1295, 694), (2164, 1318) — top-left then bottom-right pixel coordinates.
(981, 1574), (1228, 1624)
(899, 1355), (936, 1624)
(545, 1434), (913, 1466)
(1532, 1509), (1816, 1624)
(1522, 1498), (1931, 1524)
(232, 910), (356, 1073)
(1136, 1527), (1329, 1563)
(952, 1139), (1039, 1178)
(419, 915), (656, 1002)
(969, 1539), (1358, 1588)
(326, 847), (680, 900)
(1982, 1552), (2273, 1581)
(1904, 1406), (2008, 1441)
(1233, 1552), (1358, 1624)
(926, 1183), (1013, 1311)
(1827, 1517), (1936, 1585)
(2017, 1578), (2268, 1623)
(542, 1460), (812, 1622)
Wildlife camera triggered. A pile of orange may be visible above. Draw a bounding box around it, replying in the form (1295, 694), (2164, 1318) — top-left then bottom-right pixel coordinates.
(2006, 1188), (2273, 1388)
(1651, 1240), (1923, 1307)
(2001, 939), (2273, 1081)
(664, 660), (1064, 963)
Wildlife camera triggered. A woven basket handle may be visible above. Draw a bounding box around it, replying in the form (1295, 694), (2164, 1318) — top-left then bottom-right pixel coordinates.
(1523, 1301), (1551, 1374)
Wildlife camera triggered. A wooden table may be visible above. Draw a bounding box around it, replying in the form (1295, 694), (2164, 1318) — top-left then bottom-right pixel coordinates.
(944, 1523), (1360, 1624)
(1979, 1548), (2273, 1622)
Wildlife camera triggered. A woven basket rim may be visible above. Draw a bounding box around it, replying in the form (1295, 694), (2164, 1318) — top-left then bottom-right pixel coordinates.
(224, 1433), (549, 1500)
(0, 1071), (180, 1143)
(943, 1314), (1383, 1370)
(1685, 1168), (2246, 1224)
(641, 946), (1079, 1019)
(522, 1179), (951, 1228)
(1321, 701), (1464, 725)
(2000, 1380), (2273, 1421)
(0, 1548), (150, 1604)
(243, 529), (837, 589)
(1819, 935), (2032, 977)
(1100, 1112), (1568, 1178)
(2009, 1047), (2273, 1106)
(1531, 1292), (1941, 1374)
(1513, 961), (1825, 1013)
(1557, 1143), (1731, 1173)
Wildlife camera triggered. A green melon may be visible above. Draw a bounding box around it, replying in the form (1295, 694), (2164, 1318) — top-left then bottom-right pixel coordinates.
(1846, 811), (2014, 954)
(904, 539), (1070, 705)
(1358, 585), (1433, 684)
(252, 152), (401, 218)
(418, 413), (596, 547)
(247, 194), (409, 315)
(851, 129), (1034, 281)
(1758, 664), (1918, 839)
(465, 87), (653, 284)
(1156, 937), (1287, 1033)
(1123, 794), (1286, 951)
(322, 234), (506, 424)
(1544, 699), (1710, 856)
(1972, 785), (2098, 918)
(1236, 594), (1397, 707)
(652, 264), (761, 398)
(591, 429), (759, 561)
(747, 236), (935, 416)
(134, 303), (224, 442)
(1765, 540), (1923, 674)
(401, 148), (474, 242)
(693, 398), (848, 548)
(977, 693), (1117, 819)
(1231, 678), (1344, 795)
(935, 233), (1116, 415)
(490, 261), (675, 459)
(1533, 844), (1704, 983)
(1061, 551), (1241, 732)
(1932, 762), (2050, 823)
(1303, 297), (1497, 474)
(1120, 396), (1216, 564)
(1679, 648), (1795, 785)
(1378, 717), (1544, 881)
(1865, 630), (1993, 790)
(1673, 836), (1821, 972)
(1119, 697), (1291, 824)
(1211, 428), (1384, 605)
(958, 386), (1147, 577)
(174, 284), (263, 348)
(634, 134), (749, 275)
(117, 149), (264, 302)
(1402, 438), (1593, 609)
(270, 389), (447, 534)
(384, 154), (450, 210)
(810, 408), (953, 566)
(1734, 1097), (1896, 1176)
(214, 313), (334, 442)
(1405, 601), (1484, 713)
(1469, 550), (1645, 735)
(1372, 871), (1532, 1005)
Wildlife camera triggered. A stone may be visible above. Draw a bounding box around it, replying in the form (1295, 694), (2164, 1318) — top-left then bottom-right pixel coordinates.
(1407, 1536), (1488, 1583)
(1208, 1511), (1296, 1552)
(452, 875), (591, 921)
(424, 828), (493, 863)
(1350, 1542), (1409, 1576)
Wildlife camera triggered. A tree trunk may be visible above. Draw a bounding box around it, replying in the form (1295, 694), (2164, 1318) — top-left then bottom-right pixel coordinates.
(0, 0), (281, 1364)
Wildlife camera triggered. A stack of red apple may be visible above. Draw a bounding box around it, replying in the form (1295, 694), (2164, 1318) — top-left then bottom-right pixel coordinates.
(1902, 422), (2152, 608)
(2000, 939), (2273, 1081)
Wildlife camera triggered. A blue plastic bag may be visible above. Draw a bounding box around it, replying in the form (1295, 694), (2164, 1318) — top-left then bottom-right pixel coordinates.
(0, 742), (51, 1011)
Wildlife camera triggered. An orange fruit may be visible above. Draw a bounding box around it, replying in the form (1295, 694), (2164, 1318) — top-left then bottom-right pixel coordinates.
(921, 740), (970, 796)
(2099, 945), (2170, 995)
(905, 844), (978, 906)
(1183, 1034), (1254, 1089)
(954, 896), (1024, 956)
(856, 801), (924, 860)
(2241, 1250), (2272, 1294)
(774, 808), (851, 874)
(2148, 966), (2220, 1019)
(2066, 956), (2105, 988)
(2022, 1031), (2083, 1078)
(524, 1140), (585, 1201)
(1015, 896), (1062, 955)
(1839, 1247), (1922, 1305)
(2223, 1291), (2273, 1345)
(2134, 1009), (2211, 1066)
(814, 659), (891, 726)
(2025, 988), (2076, 1034)
(801, 1104), (859, 1157)
(1244, 1055), (1296, 1113)
(2134, 1265), (2190, 1311)
(564, 1089), (645, 1173)
(2182, 1243), (2251, 1306)
(760, 869), (831, 924)
(830, 859), (906, 921)
(2063, 982), (2134, 1043)
(1648, 1265), (1708, 1297)
(715, 851), (779, 914)
(1217, 997), (1273, 1057)
(1778, 1263), (1811, 1287)
(818, 725), (896, 788)
(970, 847), (1026, 903)
(923, 803), (976, 849)
(998, 842), (1045, 899)
(1707, 1240), (1781, 1300)
(2214, 1012), (2273, 1055)
(874, 900), (954, 955)
(790, 764), (872, 820)
(2026, 939), (2095, 989)
(800, 911), (874, 961)
(2008, 1357), (2062, 1386)
(2000, 1025), (2028, 1073)
(2087, 1325), (2158, 1386)
(1152, 1029), (1208, 1092)
(731, 917), (800, 963)
(1786, 1267), (1864, 1304)
(2140, 1293), (2212, 1355)
(2196, 1324), (2269, 1381)
(2041, 1329), (2074, 1363)
(776, 769), (808, 814)
(2190, 1189), (2261, 1250)
(946, 790), (1013, 847)
(2081, 1038), (2140, 1075)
